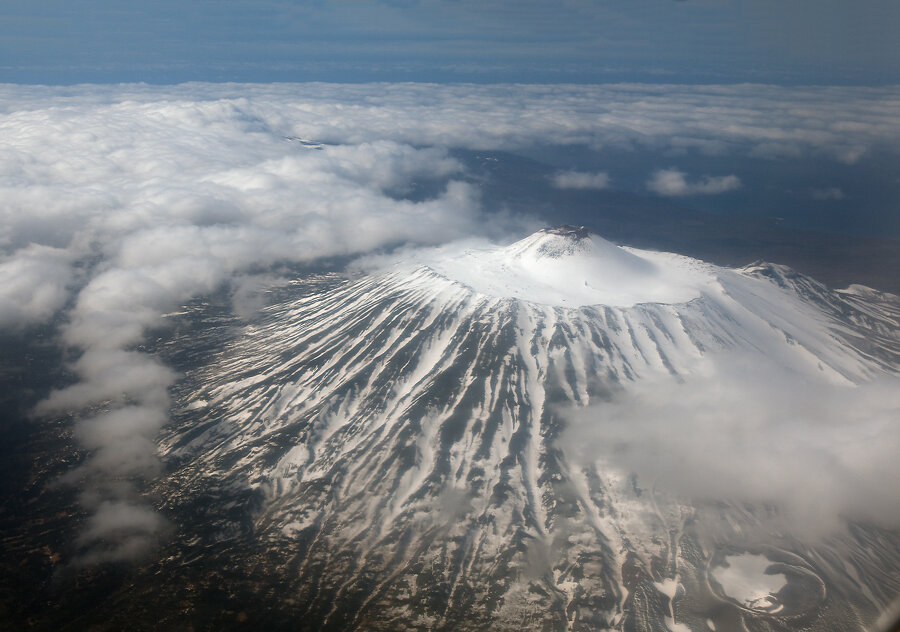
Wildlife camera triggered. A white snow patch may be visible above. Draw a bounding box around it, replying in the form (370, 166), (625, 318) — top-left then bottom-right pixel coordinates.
(418, 231), (715, 308)
(665, 618), (693, 632)
(654, 577), (680, 600)
(281, 518), (316, 537)
(711, 553), (787, 613)
(273, 444), (310, 479)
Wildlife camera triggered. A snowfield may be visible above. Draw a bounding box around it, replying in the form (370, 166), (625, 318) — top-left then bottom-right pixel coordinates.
(423, 228), (716, 308)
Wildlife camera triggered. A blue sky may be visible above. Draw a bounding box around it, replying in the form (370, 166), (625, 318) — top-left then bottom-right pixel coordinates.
(2, 0), (899, 85)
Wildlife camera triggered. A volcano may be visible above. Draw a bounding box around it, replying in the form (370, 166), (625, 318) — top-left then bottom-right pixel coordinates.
(153, 228), (900, 631)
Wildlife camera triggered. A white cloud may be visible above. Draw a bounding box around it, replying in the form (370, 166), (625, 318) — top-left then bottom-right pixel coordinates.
(0, 244), (73, 330)
(0, 85), (532, 564)
(551, 170), (610, 190)
(561, 354), (900, 537)
(647, 168), (741, 196)
(4, 83), (899, 165)
(37, 349), (176, 414)
(72, 500), (170, 566)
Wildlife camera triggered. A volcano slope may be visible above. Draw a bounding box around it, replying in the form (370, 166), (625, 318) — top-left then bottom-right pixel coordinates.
(155, 227), (900, 631)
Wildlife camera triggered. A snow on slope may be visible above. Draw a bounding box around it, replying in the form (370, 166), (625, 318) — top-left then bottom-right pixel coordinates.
(156, 228), (900, 632)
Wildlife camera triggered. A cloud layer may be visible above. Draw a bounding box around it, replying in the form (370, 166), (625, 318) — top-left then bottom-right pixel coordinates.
(4, 83), (900, 163)
(0, 85), (520, 564)
(2, 82), (899, 563)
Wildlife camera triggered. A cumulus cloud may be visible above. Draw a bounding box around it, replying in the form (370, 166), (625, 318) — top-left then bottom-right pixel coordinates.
(0, 244), (73, 330)
(72, 500), (171, 566)
(551, 170), (610, 190)
(561, 354), (900, 537)
(38, 350), (176, 414)
(646, 168), (741, 196)
(0, 86), (527, 565)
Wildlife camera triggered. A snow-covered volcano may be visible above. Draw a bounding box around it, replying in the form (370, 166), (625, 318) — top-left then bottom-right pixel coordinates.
(423, 225), (714, 307)
(156, 228), (900, 631)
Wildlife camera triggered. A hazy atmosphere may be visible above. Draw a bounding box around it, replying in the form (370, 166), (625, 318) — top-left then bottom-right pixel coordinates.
(4, 0), (900, 84)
